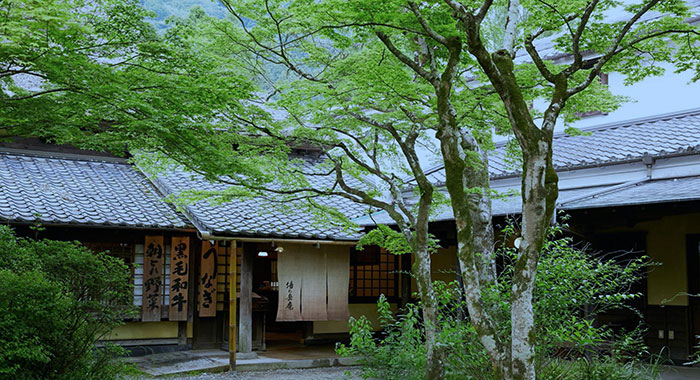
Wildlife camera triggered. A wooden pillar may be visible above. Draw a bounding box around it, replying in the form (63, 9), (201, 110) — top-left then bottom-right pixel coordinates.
(177, 321), (187, 346)
(228, 241), (238, 371)
(239, 244), (254, 353)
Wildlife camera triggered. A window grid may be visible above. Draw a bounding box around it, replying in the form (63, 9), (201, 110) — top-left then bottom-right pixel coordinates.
(350, 248), (398, 301)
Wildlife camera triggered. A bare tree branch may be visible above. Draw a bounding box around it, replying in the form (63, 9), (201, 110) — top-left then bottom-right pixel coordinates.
(502, 0), (521, 55)
(376, 31), (439, 85)
(408, 2), (449, 46)
(567, 0), (663, 96)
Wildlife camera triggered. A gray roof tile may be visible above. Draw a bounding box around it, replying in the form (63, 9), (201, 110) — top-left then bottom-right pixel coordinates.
(563, 176), (700, 209)
(356, 174), (700, 227)
(418, 108), (700, 183)
(354, 184), (621, 226)
(0, 152), (188, 229)
(154, 160), (369, 241)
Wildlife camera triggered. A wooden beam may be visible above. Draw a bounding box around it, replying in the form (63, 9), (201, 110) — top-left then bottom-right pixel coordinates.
(229, 241), (238, 371)
(239, 245), (254, 353)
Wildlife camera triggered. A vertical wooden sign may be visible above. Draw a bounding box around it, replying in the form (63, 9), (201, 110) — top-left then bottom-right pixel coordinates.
(169, 237), (190, 321)
(199, 241), (218, 317)
(142, 236), (164, 322)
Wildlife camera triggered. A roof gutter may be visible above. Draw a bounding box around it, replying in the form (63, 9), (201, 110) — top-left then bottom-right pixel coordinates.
(196, 229), (358, 245)
(4, 220), (196, 233)
(558, 178), (649, 207)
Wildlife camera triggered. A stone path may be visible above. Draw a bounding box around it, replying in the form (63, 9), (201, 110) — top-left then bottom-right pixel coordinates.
(126, 349), (357, 377)
(661, 365), (700, 379)
(135, 366), (362, 379)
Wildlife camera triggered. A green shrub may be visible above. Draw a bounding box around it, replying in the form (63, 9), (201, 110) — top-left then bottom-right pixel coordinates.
(338, 223), (657, 380)
(337, 295), (427, 380)
(539, 356), (660, 380)
(0, 270), (71, 379)
(527, 226), (650, 360)
(0, 225), (135, 380)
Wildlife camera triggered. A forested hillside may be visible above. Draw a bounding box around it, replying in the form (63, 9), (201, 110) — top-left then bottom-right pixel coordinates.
(142, 0), (226, 30)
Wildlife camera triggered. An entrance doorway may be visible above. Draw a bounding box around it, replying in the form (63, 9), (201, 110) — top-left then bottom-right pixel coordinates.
(246, 243), (308, 350)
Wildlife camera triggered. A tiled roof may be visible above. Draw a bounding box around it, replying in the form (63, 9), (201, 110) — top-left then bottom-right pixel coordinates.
(0, 151), (188, 229)
(354, 184), (622, 226)
(419, 108), (700, 184)
(355, 174), (700, 227)
(562, 176), (700, 209)
(153, 161), (369, 241)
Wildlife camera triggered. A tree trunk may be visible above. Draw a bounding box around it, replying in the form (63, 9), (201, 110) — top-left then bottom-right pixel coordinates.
(412, 243), (446, 380)
(435, 70), (506, 379)
(510, 140), (558, 380)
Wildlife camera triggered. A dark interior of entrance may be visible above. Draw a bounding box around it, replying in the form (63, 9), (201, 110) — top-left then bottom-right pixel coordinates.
(246, 242), (307, 350)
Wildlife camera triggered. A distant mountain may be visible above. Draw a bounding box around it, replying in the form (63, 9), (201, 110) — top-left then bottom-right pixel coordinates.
(141, 0), (227, 30)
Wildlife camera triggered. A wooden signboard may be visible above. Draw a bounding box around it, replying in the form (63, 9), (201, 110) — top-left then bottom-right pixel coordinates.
(199, 241), (218, 317)
(142, 235), (164, 322)
(169, 237), (190, 321)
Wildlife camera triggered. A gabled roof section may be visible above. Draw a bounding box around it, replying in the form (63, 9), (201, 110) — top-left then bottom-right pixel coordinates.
(562, 175), (700, 209)
(354, 183), (626, 226)
(356, 174), (700, 227)
(420, 108), (700, 184)
(0, 150), (188, 229)
(153, 159), (369, 241)
(534, 109), (700, 173)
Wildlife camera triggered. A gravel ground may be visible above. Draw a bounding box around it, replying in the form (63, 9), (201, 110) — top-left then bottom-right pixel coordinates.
(144, 366), (362, 380)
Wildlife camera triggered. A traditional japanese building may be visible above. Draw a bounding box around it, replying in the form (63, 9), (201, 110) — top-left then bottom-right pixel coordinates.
(3, 109), (700, 363)
(0, 139), (404, 358)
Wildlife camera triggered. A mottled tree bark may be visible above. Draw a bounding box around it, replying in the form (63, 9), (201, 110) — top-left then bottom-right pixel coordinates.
(412, 242), (446, 380)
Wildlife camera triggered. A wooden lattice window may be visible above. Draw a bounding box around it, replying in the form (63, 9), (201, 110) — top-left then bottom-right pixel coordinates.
(349, 246), (398, 302)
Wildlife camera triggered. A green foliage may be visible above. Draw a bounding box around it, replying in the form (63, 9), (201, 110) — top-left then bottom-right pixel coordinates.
(0, 226), (135, 380)
(1, 0), (257, 168)
(358, 224), (441, 256)
(336, 295), (427, 380)
(538, 357), (660, 380)
(0, 270), (71, 379)
(498, 223), (652, 360)
(339, 226), (657, 379)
